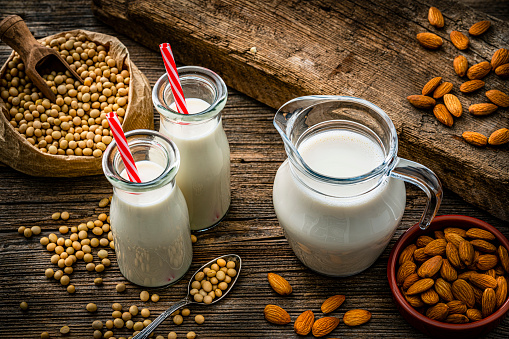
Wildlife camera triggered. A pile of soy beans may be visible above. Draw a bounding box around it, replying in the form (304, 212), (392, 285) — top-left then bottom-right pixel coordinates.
(0, 32), (130, 157)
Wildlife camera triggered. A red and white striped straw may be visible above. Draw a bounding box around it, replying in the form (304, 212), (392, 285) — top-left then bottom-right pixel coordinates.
(159, 42), (189, 114)
(106, 112), (141, 183)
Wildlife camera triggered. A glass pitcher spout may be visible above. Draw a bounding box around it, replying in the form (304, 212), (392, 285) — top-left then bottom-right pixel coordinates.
(273, 95), (443, 230)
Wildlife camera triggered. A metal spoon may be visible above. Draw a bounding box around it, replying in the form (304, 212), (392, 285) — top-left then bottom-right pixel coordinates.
(134, 254), (242, 339)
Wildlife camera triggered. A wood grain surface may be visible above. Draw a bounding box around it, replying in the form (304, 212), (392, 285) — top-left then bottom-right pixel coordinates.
(91, 0), (509, 222)
(1, 1), (509, 338)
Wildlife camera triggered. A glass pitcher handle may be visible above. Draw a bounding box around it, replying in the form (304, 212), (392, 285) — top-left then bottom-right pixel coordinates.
(390, 157), (443, 230)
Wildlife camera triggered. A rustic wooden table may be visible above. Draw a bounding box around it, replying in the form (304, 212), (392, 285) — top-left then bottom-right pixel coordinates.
(0, 1), (508, 338)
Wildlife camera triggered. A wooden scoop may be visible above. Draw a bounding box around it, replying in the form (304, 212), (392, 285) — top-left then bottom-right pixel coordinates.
(0, 15), (83, 103)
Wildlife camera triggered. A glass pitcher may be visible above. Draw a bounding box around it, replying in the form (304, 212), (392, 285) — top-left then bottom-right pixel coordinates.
(273, 96), (442, 277)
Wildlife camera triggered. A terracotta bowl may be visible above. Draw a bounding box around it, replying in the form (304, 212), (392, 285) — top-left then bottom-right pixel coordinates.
(387, 215), (509, 339)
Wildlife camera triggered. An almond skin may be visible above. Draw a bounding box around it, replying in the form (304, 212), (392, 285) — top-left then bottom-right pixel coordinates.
(468, 103), (498, 116)
(476, 254), (498, 271)
(428, 7), (444, 28)
(311, 317), (340, 337)
(399, 244), (417, 265)
(446, 242), (464, 269)
(417, 33), (443, 49)
(459, 240), (475, 266)
(460, 80), (484, 93)
(486, 90), (509, 108)
(402, 273), (420, 290)
(422, 288), (440, 305)
(462, 132), (488, 147)
(433, 104), (454, 127)
(454, 55), (468, 77)
(321, 295), (345, 314)
(495, 64), (509, 77)
(488, 128), (509, 146)
(424, 239), (447, 256)
(491, 48), (509, 70)
(450, 31), (469, 50)
(435, 278), (454, 302)
(264, 304), (291, 325)
(407, 95), (436, 109)
(446, 314), (469, 323)
(445, 232), (465, 248)
(470, 273), (498, 290)
(452, 279), (476, 308)
(433, 82), (453, 99)
(343, 309), (371, 326)
(443, 94), (462, 117)
(496, 276), (508, 309)
(407, 278), (435, 295)
(267, 273), (292, 295)
(469, 20), (491, 36)
(470, 239), (497, 253)
(294, 310), (314, 335)
(418, 255), (443, 278)
(447, 300), (468, 314)
(444, 227), (467, 237)
(482, 288), (496, 318)
(397, 261), (417, 285)
(417, 235), (435, 248)
(440, 258), (457, 282)
(426, 303), (449, 321)
(466, 228), (495, 241)
(422, 77), (442, 96)
(467, 61), (491, 80)
(466, 308), (483, 322)
(498, 246), (509, 273)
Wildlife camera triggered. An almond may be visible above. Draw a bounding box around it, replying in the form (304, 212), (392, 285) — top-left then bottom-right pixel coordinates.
(311, 317), (340, 337)
(454, 55), (468, 77)
(486, 90), (509, 108)
(342, 309), (371, 326)
(421, 288), (440, 305)
(498, 246), (509, 273)
(444, 227), (467, 237)
(488, 128), (509, 146)
(426, 303), (449, 321)
(462, 131), (488, 147)
(469, 20), (491, 36)
(447, 300), (468, 314)
(433, 104), (454, 127)
(466, 228), (495, 241)
(417, 235), (435, 248)
(445, 314), (469, 323)
(403, 289), (425, 307)
(433, 82), (453, 99)
(495, 63), (509, 77)
(458, 270), (476, 281)
(440, 258), (458, 282)
(446, 242), (464, 269)
(467, 61), (491, 80)
(264, 304), (291, 325)
(473, 285), (484, 306)
(418, 256), (443, 278)
(459, 240), (475, 266)
(414, 247), (431, 263)
(486, 269), (497, 279)
(428, 7), (444, 28)
(470, 239), (497, 253)
(476, 254), (498, 271)
(452, 279), (475, 308)
(435, 278), (454, 302)
(435, 230), (446, 239)
(445, 232), (465, 248)
(491, 48), (509, 70)
(267, 273), (292, 295)
(495, 266), (506, 276)
(468, 103), (498, 116)
(402, 273), (420, 290)
(443, 94), (462, 117)
(496, 276), (507, 309)
(397, 261), (417, 285)
(417, 33), (443, 49)
(424, 239), (447, 256)
(469, 273), (498, 290)
(460, 80), (485, 93)
(294, 310), (314, 335)
(407, 278), (435, 295)
(399, 244), (417, 265)
(422, 77), (442, 96)
(466, 308), (483, 322)
(482, 288), (496, 318)
(450, 31), (469, 50)
(321, 295), (345, 314)
(407, 95), (436, 109)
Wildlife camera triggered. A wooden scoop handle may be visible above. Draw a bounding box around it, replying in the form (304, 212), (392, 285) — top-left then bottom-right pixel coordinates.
(0, 15), (40, 64)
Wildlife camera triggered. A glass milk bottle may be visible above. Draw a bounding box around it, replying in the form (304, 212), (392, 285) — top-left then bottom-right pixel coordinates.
(273, 96), (443, 277)
(103, 130), (192, 287)
(153, 66), (230, 232)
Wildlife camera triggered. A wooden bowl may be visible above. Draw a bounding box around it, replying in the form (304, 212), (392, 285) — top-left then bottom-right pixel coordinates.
(387, 215), (509, 339)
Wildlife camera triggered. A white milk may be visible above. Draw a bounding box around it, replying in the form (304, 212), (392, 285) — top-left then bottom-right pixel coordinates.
(110, 161), (192, 287)
(273, 130), (406, 276)
(161, 98), (230, 231)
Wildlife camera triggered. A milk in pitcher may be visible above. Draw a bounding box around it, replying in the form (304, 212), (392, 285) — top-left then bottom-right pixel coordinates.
(273, 129), (406, 276)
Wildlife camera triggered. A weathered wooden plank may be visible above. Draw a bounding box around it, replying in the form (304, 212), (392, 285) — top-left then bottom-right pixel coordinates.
(91, 0), (509, 221)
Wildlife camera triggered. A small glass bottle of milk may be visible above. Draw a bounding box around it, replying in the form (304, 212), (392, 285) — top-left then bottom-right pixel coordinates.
(153, 66), (230, 232)
(102, 130), (192, 287)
